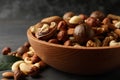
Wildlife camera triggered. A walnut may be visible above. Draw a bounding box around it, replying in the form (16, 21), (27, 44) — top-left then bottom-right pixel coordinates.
(102, 36), (114, 46)
(86, 38), (102, 47)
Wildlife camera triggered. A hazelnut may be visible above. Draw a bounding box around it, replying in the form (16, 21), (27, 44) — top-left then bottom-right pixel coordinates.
(2, 47), (11, 55)
(31, 54), (41, 63)
(23, 42), (30, 48)
(85, 17), (100, 27)
(39, 61), (47, 69)
(67, 28), (74, 36)
(79, 14), (88, 20)
(90, 10), (105, 21)
(48, 39), (59, 44)
(74, 24), (95, 44)
(102, 17), (111, 24)
(64, 40), (72, 46)
(63, 12), (75, 21)
(14, 69), (26, 80)
(16, 46), (29, 57)
(57, 30), (68, 42)
(57, 20), (68, 31)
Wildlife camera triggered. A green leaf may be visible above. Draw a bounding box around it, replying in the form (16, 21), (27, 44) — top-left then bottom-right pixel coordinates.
(0, 63), (13, 70)
(0, 54), (21, 70)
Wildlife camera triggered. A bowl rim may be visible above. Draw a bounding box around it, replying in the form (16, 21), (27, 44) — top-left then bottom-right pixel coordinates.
(27, 28), (120, 50)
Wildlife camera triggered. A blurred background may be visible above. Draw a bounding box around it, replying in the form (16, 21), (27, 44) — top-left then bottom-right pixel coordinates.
(0, 0), (120, 20)
(0, 0), (120, 50)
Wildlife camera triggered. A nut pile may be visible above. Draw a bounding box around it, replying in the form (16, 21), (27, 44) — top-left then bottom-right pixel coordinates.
(30, 11), (120, 47)
(1, 42), (47, 80)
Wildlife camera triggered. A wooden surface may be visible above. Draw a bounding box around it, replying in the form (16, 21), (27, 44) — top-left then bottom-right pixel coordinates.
(0, 20), (120, 80)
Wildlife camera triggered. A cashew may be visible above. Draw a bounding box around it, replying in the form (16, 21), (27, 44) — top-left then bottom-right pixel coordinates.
(69, 16), (81, 24)
(115, 21), (120, 29)
(11, 60), (24, 72)
(109, 40), (120, 46)
(29, 47), (34, 52)
(27, 51), (34, 56)
(24, 57), (32, 64)
(34, 62), (41, 68)
(19, 63), (33, 75)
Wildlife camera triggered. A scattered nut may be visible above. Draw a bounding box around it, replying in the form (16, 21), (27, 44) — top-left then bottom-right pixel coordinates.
(2, 71), (14, 78)
(19, 62), (33, 75)
(1, 47), (11, 55)
(16, 46), (29, 57)
(11, 60), (24, 72)
(14, 69), (26, 80)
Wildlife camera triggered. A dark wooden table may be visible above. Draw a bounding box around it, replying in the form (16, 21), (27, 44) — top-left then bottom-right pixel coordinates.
(0, 20), (120, 80)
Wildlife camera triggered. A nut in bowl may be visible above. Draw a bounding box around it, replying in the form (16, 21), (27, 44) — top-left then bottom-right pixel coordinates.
(27, 11), (120, 75)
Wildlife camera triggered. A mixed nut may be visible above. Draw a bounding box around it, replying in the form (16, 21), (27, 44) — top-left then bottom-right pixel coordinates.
(1, 42), (47, 80)
(30, 11), (120, 47)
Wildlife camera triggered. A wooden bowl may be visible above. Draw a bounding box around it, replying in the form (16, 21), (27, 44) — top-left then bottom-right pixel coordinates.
(27, 28), (120, 75)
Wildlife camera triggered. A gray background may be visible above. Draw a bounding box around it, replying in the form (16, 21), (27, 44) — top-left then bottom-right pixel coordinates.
(0, 0), (120, 20)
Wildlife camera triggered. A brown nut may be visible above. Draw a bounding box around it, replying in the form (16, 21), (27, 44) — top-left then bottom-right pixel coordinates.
(2, 72), (14, 78)
(107, 14), (120, 21)
(48, 39), (59, 44)
(28, 66), (40, 77)
(23, 42), (30, 48)
(102, 36), (114, 46)
(114, 29), (120, 37)
(31, 54), (41, 64)
(1, 78), (9, 80)
(79, 14), (88, 20)
(2, 47), (11, 55)
(85, 17), (100, 27)
(14, 69), (26, 80)
(74, 24), (95, 44)
(102, 17), (111, 24)
(41, 16), (62, 24)
(39, 61), (47, 69)
(16, 46), (29, 57)
(57, 30), (68, 42)
(67, 28), (74, 36)
(57, 20), (68, 31)
(64, 40), (72, 46)
(63, 12), (75, 21)
(90, 10), (105, 21)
